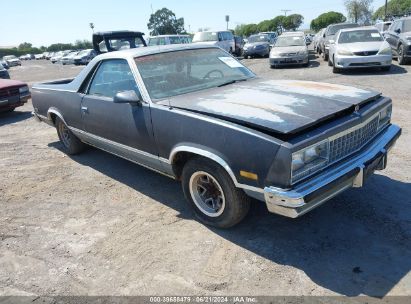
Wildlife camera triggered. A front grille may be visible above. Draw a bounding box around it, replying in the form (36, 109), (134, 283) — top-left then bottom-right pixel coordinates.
(0, 88), (19, 99)
(349, 62), (381, 67)
(329, 116), (379, 163)
(353, 51), (378, 56)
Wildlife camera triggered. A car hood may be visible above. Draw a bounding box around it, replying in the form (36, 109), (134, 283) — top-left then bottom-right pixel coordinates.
(165, 79), (381, 135)
(7, 58), (20, 62)
(245, 42), (269, 48)
(271, 46), (306, 54)
(0, 79), (26, 89)
(338, 41), (388, 52)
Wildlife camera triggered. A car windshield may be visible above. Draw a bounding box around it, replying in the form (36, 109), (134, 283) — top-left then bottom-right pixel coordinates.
(78, 50), (90, 56)
(135, 48), (255, 100)
(327, 24), (358, 36)
(338, 30), (383, 43)
(248, 35), (269, 43)
(404, 20), (411, 32)
(275, 36), (305, 47)
(192, 32), (218, 42)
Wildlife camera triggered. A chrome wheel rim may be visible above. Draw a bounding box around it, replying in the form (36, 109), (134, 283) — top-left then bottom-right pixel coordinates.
(59, 123), (71, 147)
(189, 171), (225, 217)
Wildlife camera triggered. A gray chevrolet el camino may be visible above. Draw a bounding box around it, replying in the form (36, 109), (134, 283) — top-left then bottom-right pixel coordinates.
(32, 44), (401, 228)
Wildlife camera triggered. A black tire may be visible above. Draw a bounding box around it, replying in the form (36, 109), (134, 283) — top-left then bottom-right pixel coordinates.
(328, 57), (332, 66)
(270, 65), (276, 69)
(398, 44), (407, 65)
(323, 52), (329, 61)
(55, 117), (85, 155)
(182, 157), (251, 228)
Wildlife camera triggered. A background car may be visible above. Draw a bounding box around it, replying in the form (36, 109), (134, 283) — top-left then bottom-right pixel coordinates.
(0, 63), (10, 79)
(35, 54), (45, 60)
(375, 21), (392, 37)
(329, 27), (392, 73)
(259, 31), (278, 47)
(321, 23), (359, 61)
(51, 50), (71, 64)
(385, 16), (411, 65)
(1, 60), (9, 69)
(242, 34), (271, 59)
(73, 49), (97, 65)
(61, 51), (79, 65)
(92, 30), (147, 54)
(147, 34), (191, 46)
(0, 79), (30, 112)
(2, 55), (22, 67)
(269, 33), (309, 68)
(192, 30), (235, 53)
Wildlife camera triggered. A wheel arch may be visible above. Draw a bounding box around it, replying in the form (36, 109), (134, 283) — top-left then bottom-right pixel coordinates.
(47, 108), (67, 126)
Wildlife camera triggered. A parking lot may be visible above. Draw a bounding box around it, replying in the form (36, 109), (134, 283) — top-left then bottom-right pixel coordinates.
(1, 51), (411, 298)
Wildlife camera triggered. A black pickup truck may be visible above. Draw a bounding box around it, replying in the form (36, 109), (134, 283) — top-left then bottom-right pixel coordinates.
(92, 30), (147, 54)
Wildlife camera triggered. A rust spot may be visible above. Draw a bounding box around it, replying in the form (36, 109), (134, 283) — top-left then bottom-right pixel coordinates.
(287, 81), (349, 92)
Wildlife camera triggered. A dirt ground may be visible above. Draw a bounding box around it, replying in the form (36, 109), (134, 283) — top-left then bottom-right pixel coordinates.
(1, 52), (410, 298)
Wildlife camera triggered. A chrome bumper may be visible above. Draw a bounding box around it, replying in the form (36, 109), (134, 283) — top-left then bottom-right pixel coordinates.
(264, 124), (401, 218)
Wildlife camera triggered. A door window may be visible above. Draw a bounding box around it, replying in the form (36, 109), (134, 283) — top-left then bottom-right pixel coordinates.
(88, 59), (139, 99)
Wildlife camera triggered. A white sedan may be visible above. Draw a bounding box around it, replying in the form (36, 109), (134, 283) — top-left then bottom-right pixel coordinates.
(329, 27), (392, 73)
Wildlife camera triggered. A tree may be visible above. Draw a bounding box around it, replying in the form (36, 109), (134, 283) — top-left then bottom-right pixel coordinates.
(18, 42), (33, 50)
(147, 8), (185, 35)
(283, 14), (304, 31)
(344, 0), (374, 24)
(373, 0), (411, 20)
(311, 11), (347, 31)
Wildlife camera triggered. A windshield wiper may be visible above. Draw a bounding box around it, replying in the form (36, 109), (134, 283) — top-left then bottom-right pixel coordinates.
(217, 78), (248, 87)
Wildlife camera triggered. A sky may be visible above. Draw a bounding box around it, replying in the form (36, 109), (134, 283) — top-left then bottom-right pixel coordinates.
(1, 0), (387, 47)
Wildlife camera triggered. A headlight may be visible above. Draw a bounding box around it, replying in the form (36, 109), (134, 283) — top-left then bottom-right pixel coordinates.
(298, 50), (308, 56)
(291, 140), (329, 183)
(19, 86), (29, 94)
(338, 49), (353, 56)
(378, 47), (392, 55)
(378, 104), (392, 129)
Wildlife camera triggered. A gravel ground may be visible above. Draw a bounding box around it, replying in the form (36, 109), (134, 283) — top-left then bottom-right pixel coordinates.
(1, 53), (410, 298)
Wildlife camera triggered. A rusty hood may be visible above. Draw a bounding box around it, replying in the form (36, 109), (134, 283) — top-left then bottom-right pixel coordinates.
(165, 79), (381, 135)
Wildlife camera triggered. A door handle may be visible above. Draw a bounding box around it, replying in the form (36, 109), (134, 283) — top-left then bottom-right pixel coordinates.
(81, 106), (88, 113)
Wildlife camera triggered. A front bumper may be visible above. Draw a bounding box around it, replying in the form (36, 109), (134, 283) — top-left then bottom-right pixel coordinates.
(264, 124), (401, 218)
(269, 54), (308, 66)
(243, 48), (269, 57)
(334, 54), (392, 69)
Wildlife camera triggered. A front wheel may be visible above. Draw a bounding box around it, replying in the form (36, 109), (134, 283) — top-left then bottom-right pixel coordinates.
(55, 117), (86, 155)
(182, 158), (251, 228)
(332, 56), (340, 73)
(398, 44), (408, 65)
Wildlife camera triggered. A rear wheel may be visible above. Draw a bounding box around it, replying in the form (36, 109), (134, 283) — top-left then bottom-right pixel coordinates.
(182, 157), (250, 228)
(55, 117), (85, 155)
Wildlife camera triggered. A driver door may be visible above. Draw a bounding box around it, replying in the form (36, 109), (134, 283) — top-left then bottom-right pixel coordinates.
(80, 59), (159, 167)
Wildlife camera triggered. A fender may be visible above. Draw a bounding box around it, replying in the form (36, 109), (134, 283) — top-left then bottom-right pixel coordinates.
(169, 144), (264, 194)
(47, 107), (67, 126)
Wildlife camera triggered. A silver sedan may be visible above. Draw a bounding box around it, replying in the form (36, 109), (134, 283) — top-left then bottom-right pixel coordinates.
(269, 34), (309, 68)
(329, 27), (392, 73)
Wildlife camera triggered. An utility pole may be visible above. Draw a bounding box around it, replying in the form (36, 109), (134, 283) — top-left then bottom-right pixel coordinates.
(281, 9), (291, 17)
(384, 0), (388, 20)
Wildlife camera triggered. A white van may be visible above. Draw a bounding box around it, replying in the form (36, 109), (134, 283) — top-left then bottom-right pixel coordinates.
(147, 35), (191, 46)
(192, 31), (235, 53)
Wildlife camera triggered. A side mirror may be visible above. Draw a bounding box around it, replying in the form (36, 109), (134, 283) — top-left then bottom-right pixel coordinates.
(323, 33), (326, 38)
(113, 90), (141, 105)
(395, 28), (401, 34)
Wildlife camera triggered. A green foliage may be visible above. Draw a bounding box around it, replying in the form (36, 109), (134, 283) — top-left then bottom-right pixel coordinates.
(373, 0), (411, 20)
(344, 0), (374, 24)
(234, 14), (303, 37)
(283, 14), (304, 31)
(147, 7), (185, 35)
(310, 11), (347, 31)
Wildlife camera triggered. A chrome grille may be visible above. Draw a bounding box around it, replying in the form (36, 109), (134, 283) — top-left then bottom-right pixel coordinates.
(329, 116), (379, 163)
